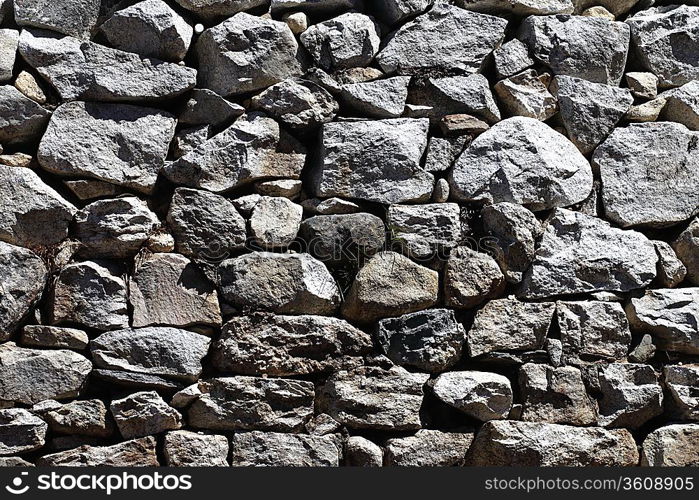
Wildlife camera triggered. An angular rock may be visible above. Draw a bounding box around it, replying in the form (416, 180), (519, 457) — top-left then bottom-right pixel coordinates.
(626, 71), (658, 100)
(375, 0), (433, 25)
(342, 252), (439, 323)
(664, 365), (699, 421)
(212, 314), (373, 376)
(493, 39), (535, 79)
(376, 309), (465, 373)
(299, 213), (385, 265)
(230, 431), (340, 467)
(628, 334), (656, 364)
(21, 325), (89, 350)
(641, 424), (699, 467)
(38, 101), (176, 194)
(175, 0), (267, 19)
(179, 88), (244, 127)
(673, 218), (699, 285)
(466, 420), (638, 466)
(0, 85), (50, 144)
(74, 197), (160, 258)
(385, 430), (474, 467)
(345, 436), (383, 467)
(302, 197), (360, 215)
(519, 14), (630, 86)
(415, 75), (501, 124)
(376, 3), (507, 75)
(0, 30), (15, 80)
(173, 125), (209, 159)
(0, 343), (91, 405)
(63, 179), (124, 201)
(251, 79), (338, 131)
(0, 457), (32, 466)
(14, 0), (100, 39)
(519, 363), (597, 425)
(450, 117), (593, 210)
(313, 118), (432, 204)
(196, 13), (302, 96)
(520, 209), (657, 299)
(592, 122), (699, 228)
(664, 81), (699, 131)
(627, 5), (699, 87)
(19, 29), (196, 101)
(38, 437), (159, 466)
(130, 253), (221, 328)
(553, 75), (633, 154)
(301, 13), (380, 71)
(595, 363), (663, 429)
(256, 179), (302, 199)
(424, 136), (467, 173)
(388, 203), (461, 261)
(45, 400), (113, 438)
(185, 377), (314, 432)
(111, 391), (182, 439)
(51, 261), (128, 331)
(164, 114), (306, 193)
(653, 240), (687, 288)
(319, 366), (429, 430)
(573, 0), (643, 17)
(467, 297), (555, 357)
(219, 252), (340, 315)
(0, 409), (47, 456)
(432, 371), (512, 421)
(249, 196), (303, 249)
(92, 370), (184, 392)
(271, 0), (362, 15)
(340, 76), (410, 119)
(14, 69), (46, 103)
(101, 0), (193, 62)
(495, 70), (557, 121)
(556, 301), (631, 365)
(457, 0), (573, 15)
(0, 242), (47, 337)
(91, 327), (211, 382)
(444, 247), (506, 309)
(164, 430), (229, 467)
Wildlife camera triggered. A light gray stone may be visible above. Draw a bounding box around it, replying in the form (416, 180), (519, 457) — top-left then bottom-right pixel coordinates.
(495, 70), (557, 121)
(256, 179), (303, 199)
(179, 89), (244, 127)
(14, 0), (100, 39)
(301, 197), (360, 215)
(345, 436), (383, 467)
(388, 203), (461, 261)
(0, 242), (47, 337)
(340, 76), (410, 118)
(249, 196), (303, 249)
(375, 0), (432, 25)
(664, 80), (699, 131)
(415, 75), (501, 124)
(0, 85), (50, 145)
(673, 218), (699, 285)
(425, 137), (468, 173)
(164, 430), (229, 467)
(664, 365), (699, 422)
(299, 213), (385, 265)
(626, 71), (658, 100)
(653, 240), (687, 288)
(111, 391), (182, 439)
(642, 424), (699, 467)
(45, 400), (113, 438)
(21, 325), (88, 350)
(432, 371), (513, 421)
(0, 30), (18, 83)
(385, 430), (474, 467)
(271, 0), (363, 15)
(493, 39), (534, 79)
(573, 0), (644, 17)
(0, 409), (47, 456)
(37, 437), (159, 466)
(230, 431), (340, 467)
(444, 247), (505, 309)
(595, 363), (663, 429)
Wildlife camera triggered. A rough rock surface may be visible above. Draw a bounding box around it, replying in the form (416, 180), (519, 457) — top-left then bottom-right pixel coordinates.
(641, 424), (699, 467)
(249, 196), (303, 249)
(21, 325), (89, 350)
(0, 85), (50, 144)
(230, 431), (340, 466)
(494, 70), (557, 121)
(664, 365), (699, 421)
(387, 203), (462, 261)
(111, 391), (182, 439)
(444, 247), (506, 309)
(385, 430), (474, 467)
(345, 436), (383, 467)
(38, 437), (159, 466)
(0, 409), (47, 455)
(673, 218), (699, 285)
(595, 363), (663, 429)
(432, 371), (513, 421)
(45, 400), (113, 438)
(164, 430), (228, 467)
(14, 0), (100, 39)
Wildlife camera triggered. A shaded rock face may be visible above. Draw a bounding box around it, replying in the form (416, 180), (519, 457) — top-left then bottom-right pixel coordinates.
(432, 371), (513, 421)
(164, 430), (229, 467)
(385, 430), (474, 467)
(641, 424), (699, 467)
(0, 242), (47, 336)
(230, 431), (341, 466)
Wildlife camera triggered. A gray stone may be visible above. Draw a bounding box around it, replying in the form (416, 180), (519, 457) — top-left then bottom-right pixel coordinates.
(111, 391), (182, 439)
(481, 202), (542, 284)
(376, 3), (507, 75)
(556, 301), (631, 365)
(456, 0), (574, 15)
(283, 12), (308, 34)
(0, 30), (18, 83)
(101, 0), (192, 62)
(432, 178), (450, 203)
(595, 363), (663, 429)
(301, 197), (360, 215)
(432, 371), (513, 421)
(51, 261), (128, 331)
(251, 79), (338, 131)
(271, 0), (363, 15)
(573, 0), (644, 17)
(14, 70), (46, 103)
(91, 327), (211, 382)
(493, 39), (535, 79)
(19, 29), (196, 102)
(388, 203), (461, 261)
(63, 180), (124, 201)
(299, 213), (385, 265)
(664, 365), (699, 421)
(0, 409), (47, 456)
(627, 5), (699, 88)
(467, 297), (555, 357)
(342, 252), (439, 323)
(425, 137), (467, 173)
(495, 70), (557, 122)
(74, 197), (160, 258)
(175, 0), (267, 19)
(673, 218), (699, 285)
(173, 125), (209, 159)
(519, 363), (597, 425)
(625, 97), (666, 122)
(641, 424), (699, 467)
(626, 71), (658, 100)
(21, 325), (89, 350)
(0, 165), (75, 248)
(14, 0), (100, 39)
(249, 197), (303, 249)
(450, 117), (593, 210)
(213, 314), (373, 376)
(196, 13), (302, 96)
(312, 118), (432, 204)
(466, 420), (639, 466)
(164, 430), (229, 467)
(130, 253), (221, 328)
(305, 414), (341, 436)
(520, 209), (658, 299)
(340, 76), (410, 119)
(628, 334), (656, 364)
(301, 13), (380, 71)
(376, 309), (465, 373)
(256, 179), (303, 199)
(219, 252), (340, 315)
(92, 370), (184, 392)
(167, 188), (247, 261)
(319, 366), (429, 431)
(38, 101), (176, 194)
(0, 242), (47, 337)
(0, 457), (33, 466)
(664, 81), (699, 131)
(345, 436), (383, 467)
(444, 247), (506, 309)
(385, 430), (474, 467)
(553, 75), (633, 154)
(164, 113), (306, 193)
(592, 122), (699, 228)
(230, 431), (340, 467)
(179, 89), (244, 127)
(519, 14), (630, 86)
(653, 240), (687, 288)
(37, 437), (159, 466)
(0, 85), (50, 145)
(184, 377), (314, 432)
(0, 343), (91, 405)
(375, 0), (433, 25)
(415, 75), (501, 124)
(45, 400), (113, 438)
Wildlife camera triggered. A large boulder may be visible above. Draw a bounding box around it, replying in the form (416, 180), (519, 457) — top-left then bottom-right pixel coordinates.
(0, 242), (47, 336)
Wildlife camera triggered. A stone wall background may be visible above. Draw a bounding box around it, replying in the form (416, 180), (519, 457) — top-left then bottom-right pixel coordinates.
(0, 0), (698, 466)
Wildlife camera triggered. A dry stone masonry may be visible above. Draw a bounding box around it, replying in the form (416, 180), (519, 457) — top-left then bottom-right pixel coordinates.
(0, 0), (697, 467)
